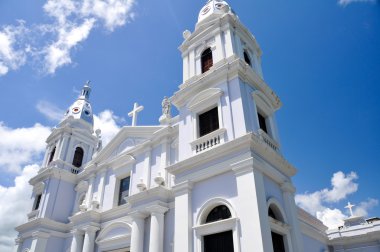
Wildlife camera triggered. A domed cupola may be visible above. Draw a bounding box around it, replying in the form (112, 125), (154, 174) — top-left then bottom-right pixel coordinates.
(197, 0), (232, 25)
(62, 81), (94, 127)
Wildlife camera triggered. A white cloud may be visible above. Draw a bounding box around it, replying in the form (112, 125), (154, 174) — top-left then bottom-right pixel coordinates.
(0, 0), (136, 76)
(36, 100), (65, 121)
(0, 164), (39, 252)
(296, 171), (378, 229)
(0, 122), (51, 174)
(338, 0), (377, 6)
(94, 110), (122, 146)
(0, 22), (27, 76)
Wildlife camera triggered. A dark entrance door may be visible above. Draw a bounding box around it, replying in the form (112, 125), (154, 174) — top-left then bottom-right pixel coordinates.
(204, 230), (234, 252)
(271, 232), (286, 252)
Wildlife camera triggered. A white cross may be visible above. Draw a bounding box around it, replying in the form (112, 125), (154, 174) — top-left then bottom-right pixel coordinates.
(345, 202), (355, 217)
(128, 102), (144, 126)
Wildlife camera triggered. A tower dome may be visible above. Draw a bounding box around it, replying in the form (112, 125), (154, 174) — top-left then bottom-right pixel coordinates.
(62, 81), (94, 127)
(197, 0), (232, 24)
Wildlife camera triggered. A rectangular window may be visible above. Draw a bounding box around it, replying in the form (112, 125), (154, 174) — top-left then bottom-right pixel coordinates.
(118, 176), (130, 206)
(258, 112), (268, 134)
(199, 107), (219, 137)
(34, 194), (42, 210)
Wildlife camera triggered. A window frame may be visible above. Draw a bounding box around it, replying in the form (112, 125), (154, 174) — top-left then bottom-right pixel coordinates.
(194, 198), (241, 252)
(201, 47), (213, 73)
(33, 194), (42, 210)
(118, 176), (131, 206)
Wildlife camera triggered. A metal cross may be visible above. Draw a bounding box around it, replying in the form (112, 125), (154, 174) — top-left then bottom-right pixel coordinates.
(345, 202), (355, 217)
(128, 102), (144, 126)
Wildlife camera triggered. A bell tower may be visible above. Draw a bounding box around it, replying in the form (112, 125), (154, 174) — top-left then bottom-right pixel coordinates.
(27, 82), (99, 225)
(172, 0), (282, 161)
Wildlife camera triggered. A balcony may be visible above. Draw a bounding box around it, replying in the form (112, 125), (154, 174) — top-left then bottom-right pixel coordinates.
(191, 128), (226, 153)
(258, 129), (279, 152)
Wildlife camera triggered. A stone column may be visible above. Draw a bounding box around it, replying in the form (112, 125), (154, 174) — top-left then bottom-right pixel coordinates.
(147, 205), (169, 252)
(97, 169), (107, 208)
(82, 226), (99, 252)
(70, 229), (84, 252)
(173, 181), (193, 252)
(281, 182), (304, 252)
(130, 211), (147, 252)
(30, 231), (50, 252)
(85, 175), (95, 210)
(232, 157), (273, 252)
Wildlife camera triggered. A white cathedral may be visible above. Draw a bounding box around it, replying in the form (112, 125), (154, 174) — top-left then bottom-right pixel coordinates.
(14, 1), (380, 252)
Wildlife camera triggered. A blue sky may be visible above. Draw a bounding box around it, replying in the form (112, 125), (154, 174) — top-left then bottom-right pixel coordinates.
(0, 0), (379, 249)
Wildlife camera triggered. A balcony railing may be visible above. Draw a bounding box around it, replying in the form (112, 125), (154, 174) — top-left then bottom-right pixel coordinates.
(191, 128), (226, 153)
(258, 129), (279, 152)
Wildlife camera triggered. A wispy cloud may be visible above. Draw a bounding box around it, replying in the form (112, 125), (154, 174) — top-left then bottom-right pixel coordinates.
(0, 0), (136, 76)
(36, 100), (65, 121)
(296, 171), (378, 229)
(338, 0), (377, 6)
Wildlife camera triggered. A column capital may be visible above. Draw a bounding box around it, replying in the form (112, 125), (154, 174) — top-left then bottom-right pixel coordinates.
(70, 229), (84, 235)
(15, 237), (23, 245)
(172, 180), (193, 195)
(281, 181), (296, 194)
(82, 225), (100, 233)
(231, 157), (254, 176)
(130, 210), (148, 220)
(97, 168), (107, 175)
(146, 205), (169, 215)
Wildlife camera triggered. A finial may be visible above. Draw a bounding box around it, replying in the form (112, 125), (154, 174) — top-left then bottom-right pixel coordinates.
(85, 80), (91, 86)
(80, 80), (92, 100)
(345, 202), (355, 217)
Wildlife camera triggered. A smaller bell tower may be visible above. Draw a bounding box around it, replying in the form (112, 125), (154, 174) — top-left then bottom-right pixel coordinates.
(41, 81), (98, 174)
(28, 82), (99, 224)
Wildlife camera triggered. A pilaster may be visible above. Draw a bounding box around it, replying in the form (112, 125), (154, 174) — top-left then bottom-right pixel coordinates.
(30, 231), (50, 252)
(86, 175), (95, 210)
(232, 157), (273, 252)
(173, 181), (193, 252)
(97, 169), (107, 208)
(147, 205), (169, 252)
(281, 182), (304, 252)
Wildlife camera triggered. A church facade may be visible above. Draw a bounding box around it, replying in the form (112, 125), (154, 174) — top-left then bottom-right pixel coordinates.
(14, 1), (380, 252)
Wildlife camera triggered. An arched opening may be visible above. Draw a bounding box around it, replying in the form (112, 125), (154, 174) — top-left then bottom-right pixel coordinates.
(269, 205), (286, 252)
(201, 48), (213, 73)
(48, 146), (56, 164)
(243, 50), (251, 66)
(72, 147), (84, 168)
(203, 205), (234, 252)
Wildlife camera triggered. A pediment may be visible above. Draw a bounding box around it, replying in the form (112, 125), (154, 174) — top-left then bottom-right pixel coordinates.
(187, 88), (223, 112)
(90, 126), (164, 166)
(96, 222), (132, 251)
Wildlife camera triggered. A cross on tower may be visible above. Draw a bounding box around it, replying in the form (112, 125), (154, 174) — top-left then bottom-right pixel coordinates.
(345, 202), (355, 217)
(128, 102), (144, 126)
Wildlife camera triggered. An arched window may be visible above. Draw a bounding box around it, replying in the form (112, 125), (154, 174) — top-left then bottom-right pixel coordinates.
(243, 50), (251, 66)
(205, 205), (231, 223)
(204, 205), (234, 252)
(48, 146), (56, 164)
(268, 205), (286, 252)
(72, 147), (84, 168)
(201, 48), (213, 73)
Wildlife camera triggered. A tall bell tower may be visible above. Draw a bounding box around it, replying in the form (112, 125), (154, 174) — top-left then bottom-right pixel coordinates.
(170, 1), (304, 252)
